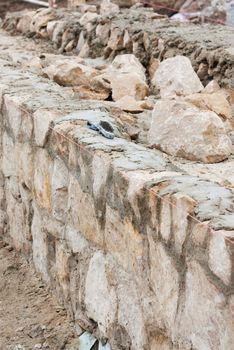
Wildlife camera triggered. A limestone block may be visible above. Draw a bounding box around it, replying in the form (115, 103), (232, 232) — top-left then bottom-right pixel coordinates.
(185, 92), (232, 120)
(85, 252), (117, 335)
(106, 71), (148, 101)
(104, 205), (144, 272)
(92, 154), (110, 198)
(55, 242), (71, 303)
(191, 221), (209, 246)
(178, 261), (234, 349)
(107, 27), (124, 51)
(30, 9), (57, 34)
(148, 239), (179, 332)
(115, 96), (144, 112)
(153, 56), (204, 98)
(5, 177), (31, 253)
(2, 132), (16, 178)
(16, 11), (35, 33)
(43, 61), (97, 87)
(15, 142), (34, 190)
(67, 176), (104, 247)
(64, 226), (89, 254)
(110, 54), (146, 81)
(160, 195), (172, 242)
(52, 158), (69, 222)
(100, 0), (120, 15)
(148, 99), (232, 163)
(171, 193), (196, 254)
(3, 94), (33, 142)
(208, 231), (232, 285)
(33, 109), (63, 147)
(116, 271), (147, 350)
(33, 148), (53, 211)
(95, 23), (111, 46)
(78, 12), (99, 28)
(31, 205), (50, 283)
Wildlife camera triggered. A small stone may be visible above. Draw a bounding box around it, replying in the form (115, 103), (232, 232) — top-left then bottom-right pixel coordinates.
(107, 72), (148, 101)
(110, 54), (146, 81)
(115, 96), (143, 112)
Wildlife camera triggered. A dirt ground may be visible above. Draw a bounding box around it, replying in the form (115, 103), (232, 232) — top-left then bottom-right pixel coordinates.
(0, 239), (80, 350)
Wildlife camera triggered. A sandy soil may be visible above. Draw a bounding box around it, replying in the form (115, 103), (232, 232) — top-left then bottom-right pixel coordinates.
(0, 239), (80, 350)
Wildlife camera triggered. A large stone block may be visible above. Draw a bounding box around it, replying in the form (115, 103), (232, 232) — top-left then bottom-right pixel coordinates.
(85, 252), (117, 336)
(148, 99), (232, 163)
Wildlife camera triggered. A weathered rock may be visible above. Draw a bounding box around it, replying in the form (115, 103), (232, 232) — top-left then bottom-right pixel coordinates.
(107, 26), (124, 51)
(110, 54), (146, 81)
(100, 0), (120, 15)
(43, 60), (97, 87)
(148, 99), (232, 163)
(153, 56), (204, 98)
(178, 261), (234, 349)
(96, 23), (111, 45)
(85, 252), (117, 336)
(78, 12), (99, 29)
(100, 71), (148, 101)
(208, 231), (232, 285)
(34, 109), (63, 147)
(16, 11), (35, 33)
(115, 96), (143, 112)
(185, 91), (233, 120)
(30, 9), (57, 35)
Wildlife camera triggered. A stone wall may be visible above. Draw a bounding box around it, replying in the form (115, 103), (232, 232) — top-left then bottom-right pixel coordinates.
(0, 31), (234, 350)
(3, 6), (234, 89)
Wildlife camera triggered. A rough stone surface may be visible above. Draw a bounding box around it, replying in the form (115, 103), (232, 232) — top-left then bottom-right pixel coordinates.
(148, 99), (232, 163)
(153, 56), (204, 98)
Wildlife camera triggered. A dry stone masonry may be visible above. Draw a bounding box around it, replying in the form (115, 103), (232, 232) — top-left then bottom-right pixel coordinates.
(0, 2), (234, 350)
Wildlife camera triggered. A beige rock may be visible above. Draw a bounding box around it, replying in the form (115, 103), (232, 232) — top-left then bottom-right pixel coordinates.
(78, 12), (99, 28)
(85, 252), (117, 335)
(100, 0), (120, 15)
(110, 54), (146, 81)
(79, 4), (97, 13)
(96, 23), (111, 45)
(148, 240), (179, 331)
(179, 261), (234, 349)
(34, 109), (63, 147)
(185, 92), (232, 120)
(115, 96), (143, 112)
(31, 204), (50, 283)
(107, 27), (124, 51)
(30, 9), (57, 34)
(16, 11), (35, 33)
(123, 29), (132, 49)
(148, 99), (232, 163)
(43, 61), (97, 87)
(52, 158), (69, 222)
(149, 57), (160, 81)
(33, 148), (53, 211)
(153, 56), (204, 98)
(2, 132), (16, 178)
(209, 230), (232, 285)
(106, 72), (148, 101)
(203, 80), (221, 94)
(171, 193), (196, 254)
